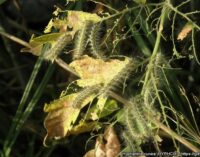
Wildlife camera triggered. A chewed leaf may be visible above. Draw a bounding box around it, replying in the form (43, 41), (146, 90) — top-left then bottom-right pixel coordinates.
(44, 8), (101, 37)
(96, 95), (107, 110)
(88, 96), (108, 121)
(68, 121), (101, 135)
(43, 92), (96, 145)
(86, 98), (119, 121)
(21, 33), (63, 56)
(69, 55), (130, 87)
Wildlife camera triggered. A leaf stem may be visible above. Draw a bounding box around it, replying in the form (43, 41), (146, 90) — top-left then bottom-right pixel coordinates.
(141, 6), (167, 95)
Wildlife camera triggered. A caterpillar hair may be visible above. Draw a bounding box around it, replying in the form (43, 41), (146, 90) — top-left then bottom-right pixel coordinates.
(88, 22), (104, 59)
(73, 21), (93, 59)
(72, 84), (102, 108)
(101, 58), (136, 95)
(154, 52), (168, 88)
(125, 97), (151, 142)
(44, 33), (72, 62)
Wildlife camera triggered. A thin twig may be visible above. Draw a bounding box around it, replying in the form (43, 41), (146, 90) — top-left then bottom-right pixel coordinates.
(0, 31), (31, 48)
(88, 0), (119, 13)
(55, 58), (80, 77)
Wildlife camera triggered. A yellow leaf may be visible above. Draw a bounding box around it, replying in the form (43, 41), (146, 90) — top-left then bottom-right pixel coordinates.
(67, 10), (101, 36)
(96, 95), (107, 110)
(70, 55), (130, 87)
(44, 9), (101, 37)
(22, 33), (63, 56)
(43, 92), (96, 145)
(89, 96), (108, 120)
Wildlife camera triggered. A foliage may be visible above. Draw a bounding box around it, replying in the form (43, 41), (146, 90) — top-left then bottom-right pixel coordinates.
(0, 0), (200, 157)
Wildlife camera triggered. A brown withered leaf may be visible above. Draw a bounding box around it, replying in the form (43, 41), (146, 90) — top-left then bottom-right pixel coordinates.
(104, 126), (121, 157)
(43, 92), (96, 145)
(84, 126), (121, 157)
(84, 149), (96, 157)
(95, 137), (106, 157)
(69, 55), (130, 87)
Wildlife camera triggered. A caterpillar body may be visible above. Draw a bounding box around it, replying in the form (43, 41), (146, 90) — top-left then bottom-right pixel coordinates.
(101, 58), (135, 95)
(88, 22), (104, 59)
(44, 33), (72, 62)
(72, 84), (102, 108)
(73, 21), (93, 59)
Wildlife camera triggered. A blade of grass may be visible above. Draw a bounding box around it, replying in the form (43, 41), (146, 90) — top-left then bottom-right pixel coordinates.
(1, 44), (53, 157)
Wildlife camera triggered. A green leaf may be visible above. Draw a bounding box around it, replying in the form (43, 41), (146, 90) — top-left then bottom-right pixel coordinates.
(86, 98), (119, 120)
(98, 99), (119, 118)
(68, 121), (101, 135)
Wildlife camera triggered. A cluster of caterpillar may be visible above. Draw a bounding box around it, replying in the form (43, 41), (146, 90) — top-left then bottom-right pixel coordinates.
(72, 57), (136, 109)
(44, 20), (105, 62)
(73, 21), (105, 60)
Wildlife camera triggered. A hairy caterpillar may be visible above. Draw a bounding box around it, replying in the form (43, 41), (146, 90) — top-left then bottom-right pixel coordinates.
(101, 58), (136, 95)
(72, 84), (102, 108)
(125, 97), (152, 145)
(88, 22), (104, 59)
(44, 33), (72, 62)
(122, 131), (143, 152)
(73, 21), (93, 59)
